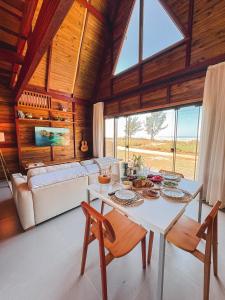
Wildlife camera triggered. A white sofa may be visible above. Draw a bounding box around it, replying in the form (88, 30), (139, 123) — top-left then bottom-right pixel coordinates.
(12, 158), (120, 230)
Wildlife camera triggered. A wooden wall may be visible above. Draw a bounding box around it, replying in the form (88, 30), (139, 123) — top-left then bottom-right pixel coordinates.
(98, 0), (225, 116)
(0, 0), (111, 173)
(0, 84), (18, 178)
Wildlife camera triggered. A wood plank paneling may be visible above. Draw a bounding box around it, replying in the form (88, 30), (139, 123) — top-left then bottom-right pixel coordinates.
(0, 84), (18, 178)
(142, 44), (186, 84)
(191, 0), (225, 65)
(74, 100), (92, 159)
(142, 88), (168, 108)
(74, 14), (105, 99)
(170, 76), (205, 104)
(104, 101), (119, 116)
(120, 95), (140, 113)
(113, 69), (139, 94)
(49, 2), (85, 93)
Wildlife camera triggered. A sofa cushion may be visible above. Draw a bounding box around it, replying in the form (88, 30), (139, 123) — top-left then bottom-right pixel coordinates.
(84, 163), (100, 174)
(94, 157), (118, 170)
(80, 159), (95, 166)
(27, 162), (82, 181)
(28, 166), (88, 189)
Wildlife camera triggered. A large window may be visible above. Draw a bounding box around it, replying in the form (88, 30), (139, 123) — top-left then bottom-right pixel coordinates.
(104, 105), (202, 180)
(114, 0), (184, 75)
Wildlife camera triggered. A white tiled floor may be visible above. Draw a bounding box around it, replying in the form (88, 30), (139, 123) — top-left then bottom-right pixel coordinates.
(0, 184), (225, 300)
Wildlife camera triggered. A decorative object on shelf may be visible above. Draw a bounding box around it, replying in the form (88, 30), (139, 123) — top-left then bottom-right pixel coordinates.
(0, 132), (12, 193)
(17, 110), (25, 119)
(25, 112), (33, 119)
(80, 131), (88, 152)
(58, 103), (68, 112)
(18, 90), (50, 108)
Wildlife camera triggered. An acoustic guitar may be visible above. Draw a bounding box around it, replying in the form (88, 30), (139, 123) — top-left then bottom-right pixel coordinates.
(80, 132), (89, 152)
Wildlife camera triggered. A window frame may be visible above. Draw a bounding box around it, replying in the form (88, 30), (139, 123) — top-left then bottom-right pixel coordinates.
(104, 102), (202, 180)
(112, 0), (186, 77)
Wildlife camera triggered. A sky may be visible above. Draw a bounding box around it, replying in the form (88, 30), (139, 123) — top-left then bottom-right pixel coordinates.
(114, 0), (184, 75)
(105, 106), (202, 140)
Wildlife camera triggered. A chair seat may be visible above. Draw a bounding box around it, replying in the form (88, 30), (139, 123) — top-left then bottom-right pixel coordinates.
(166, 215), (201, 252)
(91, 209), (147, 258)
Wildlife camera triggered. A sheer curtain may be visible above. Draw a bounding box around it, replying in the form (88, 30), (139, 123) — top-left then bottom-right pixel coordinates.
(198, 62), (225, 208)
(93, 102), (104, 158)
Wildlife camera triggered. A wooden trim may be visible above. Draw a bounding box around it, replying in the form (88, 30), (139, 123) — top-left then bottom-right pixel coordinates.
(0, 49), (24, 64)
(185, 0), (195, 67)
(159, 0), (187, 36)
(15, 0), (75, 102)
(72, 101), (76, 158)
(76, 0), (107, 25)
(139, 0), (144, 63)
(72, 3), (89, 96)
(26, 85), (74, 101)
(46, 43), (52, 92)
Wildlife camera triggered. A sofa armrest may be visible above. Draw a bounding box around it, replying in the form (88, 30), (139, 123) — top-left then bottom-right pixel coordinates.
(17, 183), (35, 230)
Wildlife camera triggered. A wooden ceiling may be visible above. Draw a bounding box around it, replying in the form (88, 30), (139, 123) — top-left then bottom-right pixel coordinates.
(0, 0), (118, 101)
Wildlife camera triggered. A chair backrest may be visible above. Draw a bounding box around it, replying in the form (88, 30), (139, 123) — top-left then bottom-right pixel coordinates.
(159, 169), (184, 178)
(196, 201), (221, 238)
(81, 201), (116, 243)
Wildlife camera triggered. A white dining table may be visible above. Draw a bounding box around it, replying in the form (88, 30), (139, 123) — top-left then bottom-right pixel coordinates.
(87, 178), (203, 300)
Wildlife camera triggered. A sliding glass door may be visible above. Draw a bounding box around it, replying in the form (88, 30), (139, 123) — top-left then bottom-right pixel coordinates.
(175, 105), (202, 179)
(104, 104), (202, 179)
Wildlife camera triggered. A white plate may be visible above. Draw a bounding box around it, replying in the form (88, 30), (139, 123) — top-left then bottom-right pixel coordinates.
(163, 174), (180, 181)
(162, 188), (185, 199)
(115, 190), (136, 201)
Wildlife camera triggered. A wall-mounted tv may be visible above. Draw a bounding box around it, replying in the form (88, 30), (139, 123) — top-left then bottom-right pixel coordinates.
(35, 127), (70, 146)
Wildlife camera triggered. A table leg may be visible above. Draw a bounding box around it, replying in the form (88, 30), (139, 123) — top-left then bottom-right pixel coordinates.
(157, 233), (166, 300)
(198, 187), (203, 223)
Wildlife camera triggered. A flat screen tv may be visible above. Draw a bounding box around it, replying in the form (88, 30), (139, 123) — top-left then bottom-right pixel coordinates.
(35, 127), (70, 146)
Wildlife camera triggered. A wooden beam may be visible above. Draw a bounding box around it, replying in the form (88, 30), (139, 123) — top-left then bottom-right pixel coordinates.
(77, 0), (107, 25)
(15, 0), (75, 102)
(46, 43), (52, 91)
(0, 41), (17, 52)
(2, 0), (24, 12)
(0, 49), (24, 64)
(0, 25), (26, 39)
(0, 2), (23, 19)
(10, 0), (38, 87)
(73, 1), (89, 96)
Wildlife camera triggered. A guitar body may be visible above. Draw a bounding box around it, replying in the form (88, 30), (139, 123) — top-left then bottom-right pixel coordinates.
(81, 140), (89, 152)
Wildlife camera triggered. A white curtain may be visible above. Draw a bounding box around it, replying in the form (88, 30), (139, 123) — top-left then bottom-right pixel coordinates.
(93, 102), (104, 158)
(198, 62), (225, 208)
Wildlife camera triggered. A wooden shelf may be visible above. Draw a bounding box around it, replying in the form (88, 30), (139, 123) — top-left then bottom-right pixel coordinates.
(16, 118), (74, 124)
(15, 106), (75, 115)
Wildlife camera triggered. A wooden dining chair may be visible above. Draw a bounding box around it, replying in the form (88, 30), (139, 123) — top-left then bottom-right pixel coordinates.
(159, 169), (184, 178)
(152, 200), (220, 300)
(80, 202), (147, 300)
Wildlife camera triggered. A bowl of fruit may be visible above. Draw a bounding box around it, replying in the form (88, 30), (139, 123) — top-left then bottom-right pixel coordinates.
(147, 174), (164, 184)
